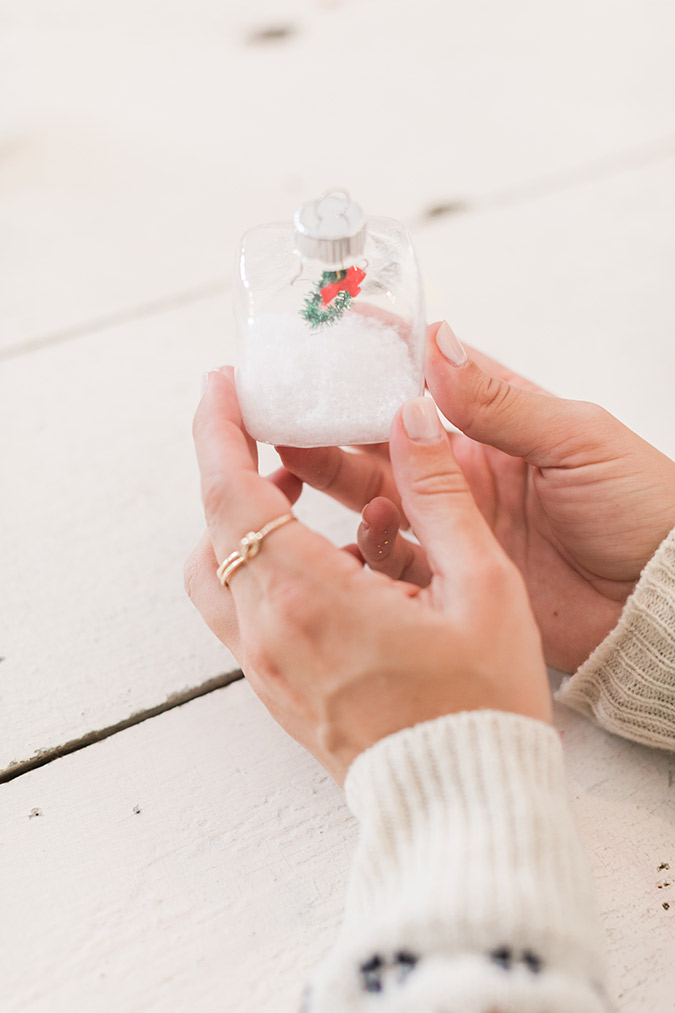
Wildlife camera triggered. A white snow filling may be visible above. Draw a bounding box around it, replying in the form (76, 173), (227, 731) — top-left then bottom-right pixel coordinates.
(236, 311), (421, 446)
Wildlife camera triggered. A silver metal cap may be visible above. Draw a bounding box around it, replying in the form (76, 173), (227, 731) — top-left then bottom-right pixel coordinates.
(293, 190), (366, 262)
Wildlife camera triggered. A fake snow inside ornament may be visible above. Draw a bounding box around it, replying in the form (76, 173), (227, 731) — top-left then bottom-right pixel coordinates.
(234, 190), (426, 447)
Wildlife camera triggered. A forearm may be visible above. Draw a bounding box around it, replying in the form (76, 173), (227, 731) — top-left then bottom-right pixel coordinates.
(302, 710), (608, 1012)
(557, 528), (675, 750)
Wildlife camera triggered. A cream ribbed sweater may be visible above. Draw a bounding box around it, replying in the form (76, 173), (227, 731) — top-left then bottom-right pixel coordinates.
(301, 529), (675, 1012)
(556, 529), (675, 749)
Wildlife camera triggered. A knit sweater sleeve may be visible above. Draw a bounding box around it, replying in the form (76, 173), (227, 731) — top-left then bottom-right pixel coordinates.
(556, 527), (675, 749)
(300, 710), (609, 1012)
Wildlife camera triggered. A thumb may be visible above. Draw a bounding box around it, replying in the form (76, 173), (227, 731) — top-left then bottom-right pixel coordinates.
(389, 397), (495, 582)
(426, 321), (592, 467)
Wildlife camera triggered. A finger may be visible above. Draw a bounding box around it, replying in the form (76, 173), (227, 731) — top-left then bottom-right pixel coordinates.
(352, 442), (391, 460)
(389, 397), (496, 583)
(217, 365), (260, 461)
(267, 466), (303, 505)
(184, 532), (241, 657)
(426, 321), (590, 467)
(194, 370), (297, 567)
(455, 341), (550, 395)
(276, 444), (409, 528)
(358, 497), (431, 586)
(342, 543), (365, 564)
(194, 371), (355, 595)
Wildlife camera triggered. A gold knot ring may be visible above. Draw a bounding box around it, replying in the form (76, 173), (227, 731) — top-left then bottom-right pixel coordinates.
(216, 512), (296, 589)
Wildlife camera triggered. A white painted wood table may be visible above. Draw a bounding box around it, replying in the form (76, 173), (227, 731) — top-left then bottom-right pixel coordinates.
(1, 1), (674, 1009)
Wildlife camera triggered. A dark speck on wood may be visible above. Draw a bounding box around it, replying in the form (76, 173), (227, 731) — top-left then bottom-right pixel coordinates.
(658, 862), (671, 871)
(28, 807), (43, 819)
(663, 902), (671, 910)
(424, 201), (469, 220)
(247, 25), (296, 44)
(132, 804), (142, 815)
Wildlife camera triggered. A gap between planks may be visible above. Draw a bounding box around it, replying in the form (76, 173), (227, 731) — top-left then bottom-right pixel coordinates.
(0, 669), (245, 785)
(424, 133), (675, 220)
(0, 277), (230, 363)
(3, 133), (674, 366)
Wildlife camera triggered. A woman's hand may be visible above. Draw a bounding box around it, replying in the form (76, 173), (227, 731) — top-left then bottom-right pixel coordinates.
(278, 322), (675, 673)
(185, 369), (550, 786)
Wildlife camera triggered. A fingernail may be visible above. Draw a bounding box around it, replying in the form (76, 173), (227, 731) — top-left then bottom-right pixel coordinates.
(435, 321), (467, 367)
(201, 372), (210, 397)
(402, 397), (443, 443)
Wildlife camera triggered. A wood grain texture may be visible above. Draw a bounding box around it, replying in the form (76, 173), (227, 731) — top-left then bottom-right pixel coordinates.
(0, 681), (673, 1012)
(1, 0), (674, 1003)
(557, 700), (675, 1011)
(417, 154), (675, 461)
(0, 681), (356, 1013)
(3, 146), (674, 773)
(2, 0), (674, 352)
(0, 296), (359, 775)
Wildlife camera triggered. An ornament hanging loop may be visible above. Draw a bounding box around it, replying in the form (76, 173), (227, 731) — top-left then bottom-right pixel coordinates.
(294, 189), (367, 262)
(314, 189), (352, 223)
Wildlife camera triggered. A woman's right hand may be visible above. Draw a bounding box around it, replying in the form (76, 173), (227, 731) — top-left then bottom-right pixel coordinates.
(185, 370), (551, 786)
(278, 321), (675, 673)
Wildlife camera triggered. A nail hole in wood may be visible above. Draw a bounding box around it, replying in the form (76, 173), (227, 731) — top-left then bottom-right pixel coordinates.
(424, 201), (469, 220)
(247, 25), (296, 44)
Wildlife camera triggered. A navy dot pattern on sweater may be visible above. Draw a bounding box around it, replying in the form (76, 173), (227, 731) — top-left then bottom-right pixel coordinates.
(488, 947), (544, 974)
(298, 946), (618, 1010)
(298, 945), (551, 1008)
(359, 950), (419, 993)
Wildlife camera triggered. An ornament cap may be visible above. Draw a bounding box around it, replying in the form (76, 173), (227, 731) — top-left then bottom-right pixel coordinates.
(294, 189), (366, 262)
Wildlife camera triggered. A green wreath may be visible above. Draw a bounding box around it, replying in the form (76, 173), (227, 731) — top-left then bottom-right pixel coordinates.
(300, 271), (353, 329)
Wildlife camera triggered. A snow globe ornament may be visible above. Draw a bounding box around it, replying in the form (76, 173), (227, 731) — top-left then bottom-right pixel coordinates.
(234, 190), (426, 447)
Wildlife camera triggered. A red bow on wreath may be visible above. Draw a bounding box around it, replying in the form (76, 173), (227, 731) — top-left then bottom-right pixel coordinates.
(320, 266), (366, 306)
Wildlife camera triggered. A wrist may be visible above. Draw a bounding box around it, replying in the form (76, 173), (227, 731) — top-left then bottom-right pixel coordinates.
(341, 710), (603, 980)
(557, 525), (675, 749)
(307, 710), (607, 1011)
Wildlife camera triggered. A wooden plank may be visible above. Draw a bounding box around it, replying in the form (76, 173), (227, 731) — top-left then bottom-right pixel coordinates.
(3, 146), (675, 772)
(0, 681), (356, 1013)
(0, 679), (672, 1011)
(556, 697), (675, 1011)
(0, 295), (359, 775)
(418, 153), (675, 460)
(2, 0), (675, 352)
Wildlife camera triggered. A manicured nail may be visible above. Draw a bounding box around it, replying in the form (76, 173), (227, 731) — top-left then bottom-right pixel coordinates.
(402, 397), (443, 443)
(435, 321), (467, 367)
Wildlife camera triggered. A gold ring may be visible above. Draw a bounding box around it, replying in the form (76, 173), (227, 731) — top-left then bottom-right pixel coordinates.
(216, 512), (295, 588)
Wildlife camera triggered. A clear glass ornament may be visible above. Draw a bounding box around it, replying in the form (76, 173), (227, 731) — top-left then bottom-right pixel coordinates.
(234, 190), (426, 447)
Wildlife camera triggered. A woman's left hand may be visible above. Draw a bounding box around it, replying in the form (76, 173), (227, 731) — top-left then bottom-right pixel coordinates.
(185, 368), (551, 786)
